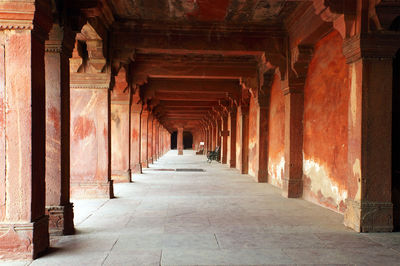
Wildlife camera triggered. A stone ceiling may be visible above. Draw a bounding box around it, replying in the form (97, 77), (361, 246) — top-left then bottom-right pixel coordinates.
(105, 0), (306, 131)
(109, 0), (297, 23)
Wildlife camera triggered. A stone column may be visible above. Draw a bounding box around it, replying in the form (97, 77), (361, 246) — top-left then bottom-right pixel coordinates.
(70, 24), (113, 199)
(45, 24), (75, 236)
(211, 122), (216, 150)
(111, 68), (131, 183)
(205, 127), (210, 153)
(221, 114), (229, 164)
(255, 94), (270, 183)
(70, 73), (113, 198)
(158, 127), (162, 156)
(282, 87), (304, 198)
(111, 99), (131, 183)
(155, 121), (160, 160)
(216, 118), (222, 148)
(152, 117), (157, 161)
(130, 96), (142, 174)
(177, 127), (184, 155)
(281, 46), (312, 198)
(140, 108), (149, 168)
(147, 113), (153, 164)
(239, 104), (250, 174)
(342, 34), (398, 232)
(0, 0), (52, 259)
(229, 108), (237, 168)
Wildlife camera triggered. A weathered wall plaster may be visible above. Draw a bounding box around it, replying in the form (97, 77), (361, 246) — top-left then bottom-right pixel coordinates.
(268, 74), (285, 188)
(303, 30), (350, 213)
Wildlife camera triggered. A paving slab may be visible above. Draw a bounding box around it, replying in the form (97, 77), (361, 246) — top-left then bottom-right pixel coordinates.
(7, 150), (400, 265)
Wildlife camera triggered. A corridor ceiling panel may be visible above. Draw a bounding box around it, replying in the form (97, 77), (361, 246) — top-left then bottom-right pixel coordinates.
(109, 0), (297, 23)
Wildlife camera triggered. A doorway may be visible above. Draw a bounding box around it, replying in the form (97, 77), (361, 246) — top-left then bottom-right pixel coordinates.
(171, 131), (177, 149)
(183, 131), (193, 149)
(393, 49), (400, 231)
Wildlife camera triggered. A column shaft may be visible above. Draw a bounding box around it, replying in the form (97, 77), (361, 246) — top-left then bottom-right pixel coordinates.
(45, 24), (75, 235)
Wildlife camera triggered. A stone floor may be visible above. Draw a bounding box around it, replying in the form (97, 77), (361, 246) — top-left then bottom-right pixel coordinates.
(4, 150), (400, 265)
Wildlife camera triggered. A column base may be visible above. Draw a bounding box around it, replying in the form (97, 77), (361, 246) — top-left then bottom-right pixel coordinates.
(111, 170), (131, 183)
(229, 159), (236, 168)
(256, 169), (268, 183)
(131, 163), (142, 174)
(70, 180), (114, 199)
(148, 157), (153, 164)
(141, 160), (148, 168)
(0, 215), (49, 260)
(178, 150), (183, 155)
(344, 199), (393, 232)
(46, 203), (74, 236)
(282, 178), (303, 198)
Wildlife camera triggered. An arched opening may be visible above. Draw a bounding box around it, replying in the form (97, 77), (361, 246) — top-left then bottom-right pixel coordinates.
(171, 131), (177, 149)
(183, 131), (193, 149)
(393, 49), (400, 231)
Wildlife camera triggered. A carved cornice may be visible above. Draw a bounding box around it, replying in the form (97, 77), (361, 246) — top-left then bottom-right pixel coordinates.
(343, 33), (400, 63)
(70, 73), (111, 89)
(0, 0), (52, 40)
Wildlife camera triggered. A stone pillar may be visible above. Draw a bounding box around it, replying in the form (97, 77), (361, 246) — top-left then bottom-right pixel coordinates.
(70, 74), (113, 198)
(342, 34), (398, 232)
(221, 115), (229, 164)
(211, 123), (216, 150)
(45, 24), (75, 236)
(155, 121), (160, 159)
(282, 87), (304, 198)
(158, 127), (161, 157)
(177, 127), (184, 155)
(111, 68), (131, 183)
(255, 93), (270, 183)
(239, 104), (250, 174)
(111, 99), (131, 183)
(152, 117), (157, 161)
(205, 127), (210, 153)
(130, 93), (142, 174)
(229, 108), (237, 168)
(147, 113), (153, 164)
(0, 0), (52, 259)
(216, 118), (222, 148)
(140, 108), (149, 168)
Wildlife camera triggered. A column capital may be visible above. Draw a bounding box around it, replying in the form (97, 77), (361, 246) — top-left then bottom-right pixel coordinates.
(46, 24), (76, 58)
(0, 0), (52, 40)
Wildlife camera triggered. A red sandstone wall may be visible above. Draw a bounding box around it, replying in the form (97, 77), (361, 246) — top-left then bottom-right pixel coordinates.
(236, 108), (241, 170)
(268, 74), (285, 188)
(111, 104), (130, 179)
(248, 96), (258, 177)
(70, 89), (109, 185)
(303, 31), (349, 213)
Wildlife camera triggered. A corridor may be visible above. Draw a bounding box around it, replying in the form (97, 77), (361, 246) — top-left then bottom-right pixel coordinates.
(9, 151), (400, 265)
